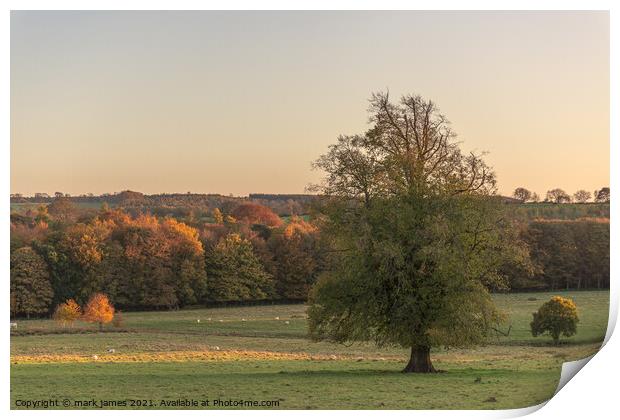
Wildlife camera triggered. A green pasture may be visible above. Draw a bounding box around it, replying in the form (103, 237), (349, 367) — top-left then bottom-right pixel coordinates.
(10, 291), (609, 409)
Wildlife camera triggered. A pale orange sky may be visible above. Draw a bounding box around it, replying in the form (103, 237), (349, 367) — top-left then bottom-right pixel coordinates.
(11, 11), (609, 197)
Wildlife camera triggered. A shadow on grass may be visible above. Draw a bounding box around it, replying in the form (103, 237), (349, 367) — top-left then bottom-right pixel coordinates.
(496, 338), (605, 347)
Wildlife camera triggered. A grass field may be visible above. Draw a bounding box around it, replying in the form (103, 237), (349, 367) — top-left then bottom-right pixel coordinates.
(10, 201), (106, 213)
(10, 291), (609, 409)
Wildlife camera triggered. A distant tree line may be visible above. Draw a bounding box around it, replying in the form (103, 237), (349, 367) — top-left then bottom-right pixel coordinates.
(504, 218), (609, 291)
(12, 187), (609, 221)
(512, 186), (610, 204)
(10, 190), (319, 218)
(10, 194), (609, 317)
(10, 201), (326, 317)
(512, 202), (609, 221)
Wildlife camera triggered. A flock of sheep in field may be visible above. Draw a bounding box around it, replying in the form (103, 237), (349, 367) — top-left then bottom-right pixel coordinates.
(10, 315), (296, 362)
(195, 317), (290, 324)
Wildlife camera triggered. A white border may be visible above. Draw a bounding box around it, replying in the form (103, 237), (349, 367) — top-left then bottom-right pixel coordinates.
(3, 2), (617, 420)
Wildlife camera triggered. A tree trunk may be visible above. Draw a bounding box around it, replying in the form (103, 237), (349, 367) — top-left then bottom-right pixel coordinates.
(402, 345), (436, 373)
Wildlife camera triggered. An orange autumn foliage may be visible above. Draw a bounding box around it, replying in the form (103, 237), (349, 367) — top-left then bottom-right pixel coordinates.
(231, 203), (282, 227)
(63, 220), (114, 267)
(283, 217), (317, 239)
(82, 293), (115, 330)
(161, 217), (204, 255)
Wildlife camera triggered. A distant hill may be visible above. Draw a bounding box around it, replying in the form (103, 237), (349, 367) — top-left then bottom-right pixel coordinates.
(9, 191), (609, 220)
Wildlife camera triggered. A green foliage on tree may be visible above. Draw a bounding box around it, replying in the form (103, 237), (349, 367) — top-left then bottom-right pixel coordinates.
(34, 205), (49, 224)
(508, 220), (609, 291)
(530, 296), (579, 344)
(268, 219), (325, 300)
(205, 233), (274, 302)
(10, 246), (54, 318)
(308, 92), (530, 372)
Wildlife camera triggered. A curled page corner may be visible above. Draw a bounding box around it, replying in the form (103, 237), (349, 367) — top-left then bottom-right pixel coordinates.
(498, 353), (600, 418)
(603, 285), (618, 345)
(505, 354), (600, 419)
(555, 354), (596, 395)
(500, 401), (548, 418)
(551, 284), (617, 396)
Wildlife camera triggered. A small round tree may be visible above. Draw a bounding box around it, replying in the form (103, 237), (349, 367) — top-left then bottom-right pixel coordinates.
(530, 296), (579, 345)
(53, 299), (82, 327)
(82, 293), (115, 331)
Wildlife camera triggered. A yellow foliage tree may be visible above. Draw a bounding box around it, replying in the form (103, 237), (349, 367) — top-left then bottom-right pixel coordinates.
(530, 296), (579, 345)
(53, 299), (82, 327)
(82, 293), (115, 331)
(213, 208), (224, 224)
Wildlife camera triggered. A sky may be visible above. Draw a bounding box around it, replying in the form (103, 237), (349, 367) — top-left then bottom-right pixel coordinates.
(11, 11), (609, 197)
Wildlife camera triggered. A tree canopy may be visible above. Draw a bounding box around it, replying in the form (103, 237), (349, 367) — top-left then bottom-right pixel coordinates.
(573, 190), (592, 203)
(308, 92), (529, 372)
(530, 296), (579, 345)
(10, 246), (54, 317)
(231, 203), (283, 227)
(545, 188), (571, 204)
(513, 187), (533, 202)
(82, 293), (115, 330)
(594, 187), (610, 203)
(205, 233), (275, 302)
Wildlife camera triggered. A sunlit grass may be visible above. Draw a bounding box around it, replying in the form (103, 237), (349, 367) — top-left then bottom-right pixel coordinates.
(10, 291), (609, 409)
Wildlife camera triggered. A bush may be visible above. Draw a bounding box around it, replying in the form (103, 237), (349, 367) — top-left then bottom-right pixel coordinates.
(530, 296), (579, 344)
(82, 293), (115, 331)
(53, 299), (81, 327)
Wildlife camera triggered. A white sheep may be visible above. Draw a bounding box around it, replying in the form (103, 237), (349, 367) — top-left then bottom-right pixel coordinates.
(107, 349), (115, 354)
(275, 317), (280, 320)
(197, 319), (201, 323)
(284, 321), (290, 325)
(213, 346), (220, 351)
(241, 318), (247, 322)
(93, 355), (99, 360)
(219, 319), (224, 322)
(10, 322), (17, 329)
